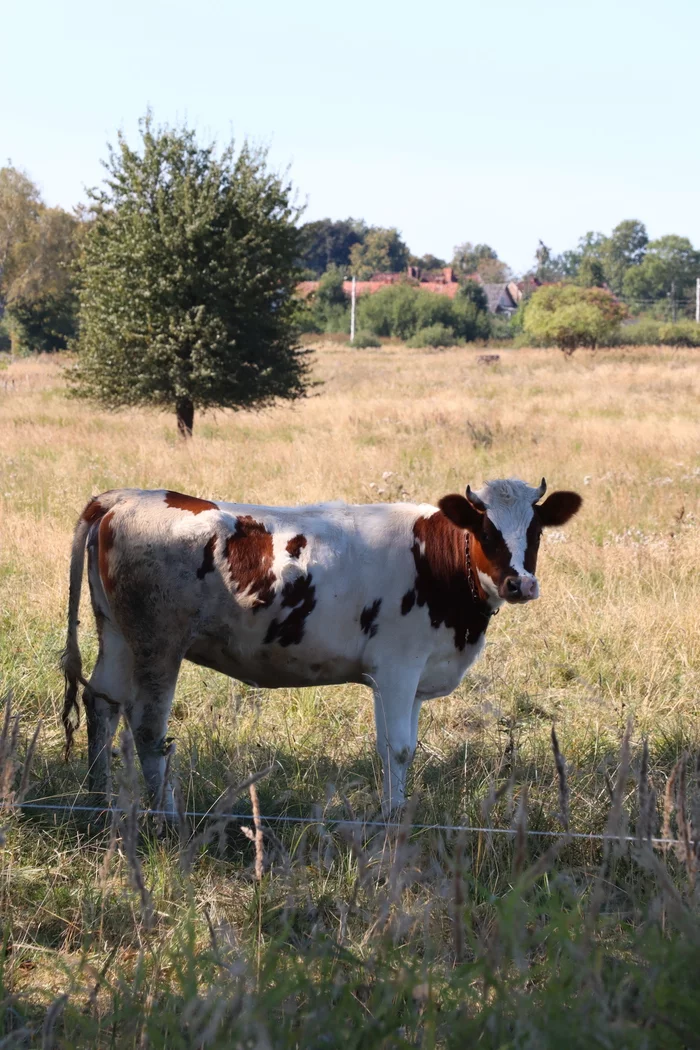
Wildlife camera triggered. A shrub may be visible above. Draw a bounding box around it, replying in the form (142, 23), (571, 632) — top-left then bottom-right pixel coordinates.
(406, 323), (458, 348)
(356, 283), (490, 343)
(5, 291), (78, 354)
(614, 318), (700, 347)
(489, 314), (516, 340)
(0, 316), (11, 353)
(356, 283), (420, 340)
(524, 284), (626, 353)
(615, 318), (662, 346)
(298, 265), (351, 334)
(350, 331), (380, 348)
(657, 320), (700, 347)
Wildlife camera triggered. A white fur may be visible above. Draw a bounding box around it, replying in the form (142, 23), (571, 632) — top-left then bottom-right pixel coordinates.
(474, 478), (540, 580)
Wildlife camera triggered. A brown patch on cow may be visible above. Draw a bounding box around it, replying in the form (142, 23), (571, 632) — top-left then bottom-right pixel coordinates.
(401, 589), (416, 615)
(523, 518), (542, 575)
(411, 513), (490, 650)
(264, 573), (317, 647)
(360, 598), (382, 638)
(197, 534), (218, 580)
(81, 497), (107, 526)
(164, 490), (217, 515)
(468, 517), (520, 601)
(286, 534), (307, 559)
(98, 511), (117, 594)
(225, 515), (276, 609)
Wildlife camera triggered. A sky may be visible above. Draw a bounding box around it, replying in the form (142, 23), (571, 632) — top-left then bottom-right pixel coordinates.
(2, 0), (699, 274)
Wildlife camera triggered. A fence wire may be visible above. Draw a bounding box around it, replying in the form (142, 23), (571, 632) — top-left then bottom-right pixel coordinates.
(1, 798), (686, 849)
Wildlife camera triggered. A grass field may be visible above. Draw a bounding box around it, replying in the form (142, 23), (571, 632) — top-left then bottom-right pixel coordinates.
(1, 343), (700, 1047)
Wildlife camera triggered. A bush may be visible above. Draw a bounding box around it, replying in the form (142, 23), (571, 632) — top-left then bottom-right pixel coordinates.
(350, 330), (381, 348)
(657, 320), (700, 347)
(0, 316), (11, 353)
(614, 318), (700, 347)
(489, 314), (516, 340)
(356, 283), (490, 343)
(406, 323), (458, 348)
(5, 291), (78, 354)
(615, 319), (662, 346)
(356, 283), (419, 339)
(524, 284), (626, 353)
(299, 265), (351, 334)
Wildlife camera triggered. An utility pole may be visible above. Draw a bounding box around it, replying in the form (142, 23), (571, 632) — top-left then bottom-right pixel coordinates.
(696, 277), (699, 324)
(350, 275), (356, 342)
(671, 279), (677, 323)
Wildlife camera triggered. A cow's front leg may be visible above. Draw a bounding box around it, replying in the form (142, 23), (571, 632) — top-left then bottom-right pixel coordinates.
(369, 666), (423, 815)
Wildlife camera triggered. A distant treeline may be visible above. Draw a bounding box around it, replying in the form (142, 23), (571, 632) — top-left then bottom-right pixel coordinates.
(2, 158), (700, 357)
(299, 218), (700, 318)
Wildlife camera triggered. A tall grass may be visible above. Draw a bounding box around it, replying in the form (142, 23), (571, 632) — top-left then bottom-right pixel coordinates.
(1, 343), (700, 1045)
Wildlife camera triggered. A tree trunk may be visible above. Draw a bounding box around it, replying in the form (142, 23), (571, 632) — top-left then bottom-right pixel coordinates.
(176, 398), (194, 438)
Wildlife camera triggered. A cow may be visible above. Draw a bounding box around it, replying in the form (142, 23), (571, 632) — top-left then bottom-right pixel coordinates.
(61, 478), (581, 813)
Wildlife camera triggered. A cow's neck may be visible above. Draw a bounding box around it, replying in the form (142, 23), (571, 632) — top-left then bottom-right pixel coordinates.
(466, 531), (501, 619)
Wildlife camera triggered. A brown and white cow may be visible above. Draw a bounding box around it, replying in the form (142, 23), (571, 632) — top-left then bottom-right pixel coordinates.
(61, 479), (581, 812)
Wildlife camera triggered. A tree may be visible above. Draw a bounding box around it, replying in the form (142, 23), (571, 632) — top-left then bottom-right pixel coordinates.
(0, 166), (41, 311)
(600, 220), (647, 293)
(409, 253), (447, 273)
(455, 279), (489, 313)
(523, 284), (626, 353)
(298, 217), (367, 277)
(73, 114), (309, 436)
(576, 256), (606, 288)
(451, 242), (506, 280)
(306, 264), (350, 333)
(0, 167), (80, 352)
(349, 227), (410, 279)
(622, 235), (700, 314)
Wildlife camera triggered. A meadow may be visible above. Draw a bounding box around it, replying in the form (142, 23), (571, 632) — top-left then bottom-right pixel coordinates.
(1, 342), (700, 1047)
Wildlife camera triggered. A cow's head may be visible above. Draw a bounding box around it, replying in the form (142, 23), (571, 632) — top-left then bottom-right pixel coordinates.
(439, 478), (581, 605)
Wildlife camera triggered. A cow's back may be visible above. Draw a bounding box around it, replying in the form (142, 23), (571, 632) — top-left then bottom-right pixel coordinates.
(87, 488), (429, 689)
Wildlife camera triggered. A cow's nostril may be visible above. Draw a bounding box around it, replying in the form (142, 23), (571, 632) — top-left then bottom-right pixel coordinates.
(506, 578), (520, 594)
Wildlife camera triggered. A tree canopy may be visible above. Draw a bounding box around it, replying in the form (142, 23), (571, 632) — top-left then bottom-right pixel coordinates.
(298, 217), (367, 277)
(451, 242), (510, 283)
(622, 235), (700, 311)
(72, 115), (309, 436)
(523, 284), (627, 353)
(349, 227), (410, 280)
(0, 166), (79, 352)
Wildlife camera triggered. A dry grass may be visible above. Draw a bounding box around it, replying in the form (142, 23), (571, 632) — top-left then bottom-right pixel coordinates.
(1, 342), (700, 1045)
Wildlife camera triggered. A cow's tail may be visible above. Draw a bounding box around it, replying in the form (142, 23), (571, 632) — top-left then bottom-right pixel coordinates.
(60, 492), (121, 759)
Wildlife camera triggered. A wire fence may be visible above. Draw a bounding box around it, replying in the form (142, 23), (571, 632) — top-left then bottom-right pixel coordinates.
(1, 798), (685, 850)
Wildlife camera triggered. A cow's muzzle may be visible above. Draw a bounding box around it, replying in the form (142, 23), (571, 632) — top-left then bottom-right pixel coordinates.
(500, 575), (539, 603)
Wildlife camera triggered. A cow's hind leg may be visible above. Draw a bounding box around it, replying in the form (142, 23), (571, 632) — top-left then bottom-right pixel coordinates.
(85, 623), (134, 799)
(125, 657), (182, 816)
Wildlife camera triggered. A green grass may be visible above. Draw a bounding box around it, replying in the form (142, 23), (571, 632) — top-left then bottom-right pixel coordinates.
(2, 346), (700, 1045)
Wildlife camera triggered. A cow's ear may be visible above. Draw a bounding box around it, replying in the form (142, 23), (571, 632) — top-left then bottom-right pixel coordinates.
(438, 494), (484, 534)
(537, 491), (582, 527)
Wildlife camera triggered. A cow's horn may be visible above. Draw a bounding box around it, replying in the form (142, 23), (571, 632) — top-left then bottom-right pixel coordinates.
(466, 485), (487, 512)
(533, 477), (547, 503)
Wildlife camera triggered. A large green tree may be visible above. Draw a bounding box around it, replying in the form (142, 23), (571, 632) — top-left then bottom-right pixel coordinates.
(599, 220), (648, 293)
(0, 166), (79, 352)
(622, 235), (700, 314)
(452, 241), (510, 283)
(349, 227), (409, 280)
(73, 115), (309, 436)
(524, 284), (627, 353)
(298, 217), (367, 277)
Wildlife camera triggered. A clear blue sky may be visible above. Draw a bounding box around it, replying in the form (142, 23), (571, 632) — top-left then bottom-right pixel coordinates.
(2, 0), (698, 274)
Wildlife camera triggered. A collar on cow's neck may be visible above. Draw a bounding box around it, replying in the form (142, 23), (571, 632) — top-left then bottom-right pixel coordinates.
(465, 533), (499, 618)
